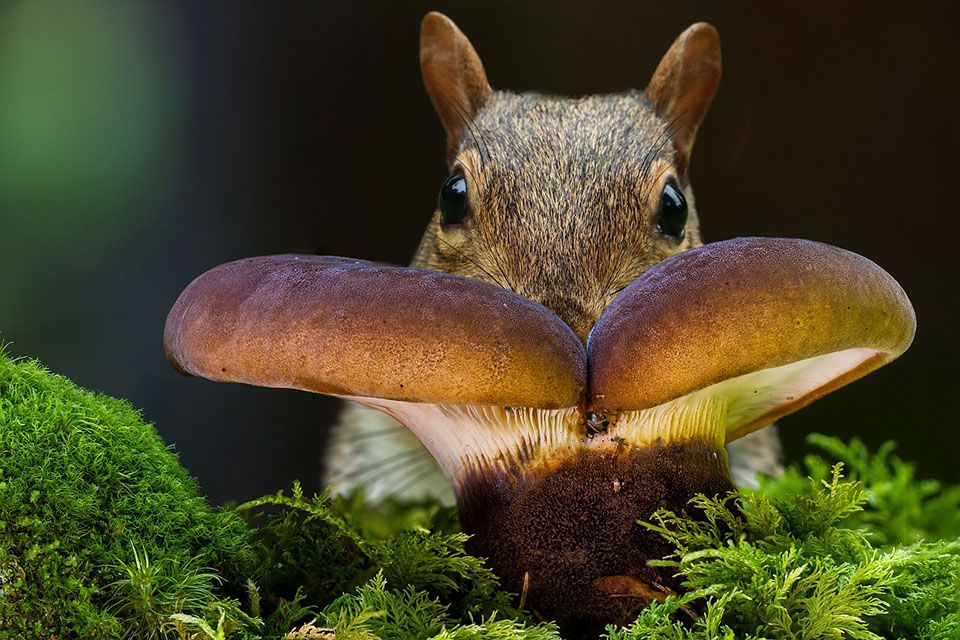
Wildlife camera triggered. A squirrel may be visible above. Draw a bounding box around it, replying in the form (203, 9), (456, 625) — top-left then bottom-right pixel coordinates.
(323, 12), (782, 507)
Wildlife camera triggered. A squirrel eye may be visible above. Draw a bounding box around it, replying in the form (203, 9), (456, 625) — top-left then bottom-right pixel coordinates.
(658, 182), (688, 239)
(438, 173), (469, 225)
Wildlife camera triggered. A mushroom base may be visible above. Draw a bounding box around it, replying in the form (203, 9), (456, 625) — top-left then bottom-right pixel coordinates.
(456, 440), (734, 640)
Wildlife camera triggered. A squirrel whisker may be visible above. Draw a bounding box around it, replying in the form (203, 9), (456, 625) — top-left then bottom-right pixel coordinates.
(430, 230), (517, 293)
(390, 457), (444, 496)
(335, 448), (431, 483)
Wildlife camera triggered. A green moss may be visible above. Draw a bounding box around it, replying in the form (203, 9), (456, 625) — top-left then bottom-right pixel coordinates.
(199, 438), (960, 640)
(0, 351), (255, 638)
(608, 442), (960, 640)
(238, 483), (530, 636)
(2, 351), (958, 639)
(755, 434), (960, 545)
(313, 573), (559, 640)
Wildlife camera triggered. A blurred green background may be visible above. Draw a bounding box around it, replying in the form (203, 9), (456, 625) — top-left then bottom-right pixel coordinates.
(0, 1), (957, 504)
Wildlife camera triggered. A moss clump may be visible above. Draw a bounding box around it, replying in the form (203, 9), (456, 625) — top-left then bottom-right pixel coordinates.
(238, 483), (546, 639)
(0, 351), (547, 639)
(608, 438), (960, 640)
(0, 351), (255, 638)
(756, 434), (960, 545)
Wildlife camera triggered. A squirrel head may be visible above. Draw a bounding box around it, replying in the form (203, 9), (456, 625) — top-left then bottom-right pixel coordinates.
(414, 13), (721, 342)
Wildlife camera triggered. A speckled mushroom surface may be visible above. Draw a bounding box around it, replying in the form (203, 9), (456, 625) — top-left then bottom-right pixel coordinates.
(588, 237), (915, 441)
(164, 254), (585, 409)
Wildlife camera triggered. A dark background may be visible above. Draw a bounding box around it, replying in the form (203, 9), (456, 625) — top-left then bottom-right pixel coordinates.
(1, 2), (957, 505)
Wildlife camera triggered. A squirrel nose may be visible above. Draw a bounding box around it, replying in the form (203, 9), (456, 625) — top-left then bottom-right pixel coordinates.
(536, 296), (598, 345)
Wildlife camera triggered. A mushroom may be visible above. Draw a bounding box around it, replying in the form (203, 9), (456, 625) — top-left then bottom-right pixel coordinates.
(164, 239), (914, 638)
(588, 237), (916, 446)
(164, 254), (587, 487)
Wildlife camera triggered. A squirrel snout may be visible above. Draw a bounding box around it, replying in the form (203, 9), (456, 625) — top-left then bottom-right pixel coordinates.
(534, 296), (600, 345)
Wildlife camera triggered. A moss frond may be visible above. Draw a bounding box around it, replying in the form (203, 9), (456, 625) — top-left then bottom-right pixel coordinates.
(757, 434), (960, 544)
(622, 441), (960, 640)
(239, 483), (518, 626)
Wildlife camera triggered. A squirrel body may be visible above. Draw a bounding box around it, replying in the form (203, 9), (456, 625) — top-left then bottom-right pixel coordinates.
(324, 13), (781, 506)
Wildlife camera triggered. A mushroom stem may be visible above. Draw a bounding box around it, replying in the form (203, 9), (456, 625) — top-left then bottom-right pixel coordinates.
(351, 396), (737, 638)
(456, 437), (734, 638)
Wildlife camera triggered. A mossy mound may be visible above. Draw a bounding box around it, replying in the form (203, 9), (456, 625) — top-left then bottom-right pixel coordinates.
(0, 352), (255, 637)
(610, 459), (960, 639)
(0, 351), (538, 639)
(1, 351), (958, 639)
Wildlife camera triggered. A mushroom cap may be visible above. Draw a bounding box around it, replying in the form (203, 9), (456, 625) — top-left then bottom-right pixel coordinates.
(588, 238), (915, 439)
(165, 255), (585, 409)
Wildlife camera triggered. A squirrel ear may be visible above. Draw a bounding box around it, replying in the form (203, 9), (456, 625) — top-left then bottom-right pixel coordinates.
(646, 23), (721, 173)
(420, 12), (492, 162)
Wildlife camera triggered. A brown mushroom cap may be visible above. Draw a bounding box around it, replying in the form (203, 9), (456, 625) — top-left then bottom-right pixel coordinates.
(588, 238), (915, 440)
(165, 255), (585, 409)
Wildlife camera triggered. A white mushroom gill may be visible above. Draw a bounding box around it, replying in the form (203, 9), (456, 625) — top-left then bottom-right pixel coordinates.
(609, 346), (883, 447)
(344, 397), (583, 488)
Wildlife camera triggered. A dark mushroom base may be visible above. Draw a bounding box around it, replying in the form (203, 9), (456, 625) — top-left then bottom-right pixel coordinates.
(456, 440), (734, 640)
